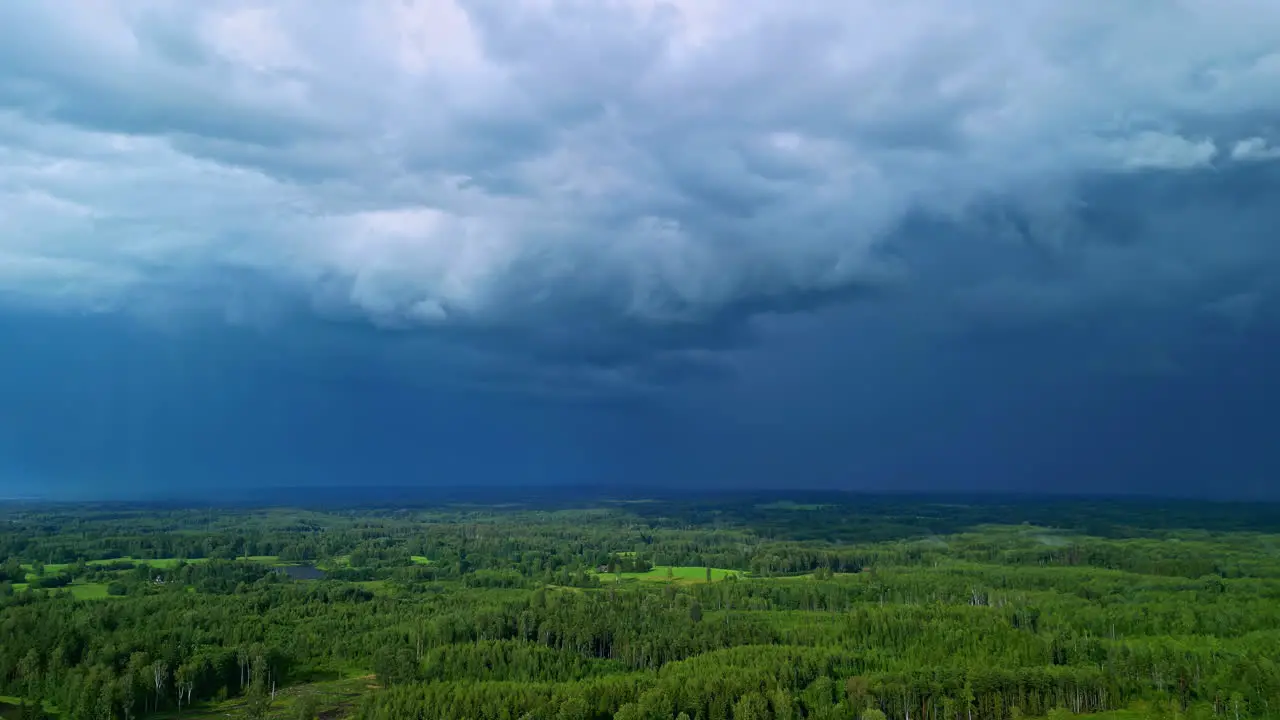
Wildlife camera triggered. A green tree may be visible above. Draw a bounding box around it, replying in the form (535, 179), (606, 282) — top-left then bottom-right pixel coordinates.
(295, 689), (320, 720)
(638, 688), (673, 720)
(846, 677), (870, 712)
(558, 695), (591, 720)
(244, 665), (272, 720)
(804, 677), (836, 716)
(773, 689), (796, 720)
(960, 681), (976, 720)
(861, 708), (887, 720)
(614, 703), (643, 720)
(1229, 694), (1246, 720)
(17, 649), (40, 705)
(95, 678), (115, 720)
(735, 692), (771, 720)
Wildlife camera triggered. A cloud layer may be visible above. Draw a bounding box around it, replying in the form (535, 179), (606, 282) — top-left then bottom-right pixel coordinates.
(3, 0), (1280, 381)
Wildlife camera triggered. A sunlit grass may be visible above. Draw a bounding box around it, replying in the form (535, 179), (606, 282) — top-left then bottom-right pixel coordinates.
(69, 582), (112, 600)
(146, 671), (376, 720)
(354, 580), (392, 595)
(246, 555), (280, 562)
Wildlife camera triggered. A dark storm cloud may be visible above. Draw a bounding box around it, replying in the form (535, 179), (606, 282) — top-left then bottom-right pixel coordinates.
(4, 0), (1280, 374)
(4, 1), (1280, 498)
(0, 4), (334, 146)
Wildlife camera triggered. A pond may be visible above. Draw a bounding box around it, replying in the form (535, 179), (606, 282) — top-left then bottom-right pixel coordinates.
(277, 564), (326, 580)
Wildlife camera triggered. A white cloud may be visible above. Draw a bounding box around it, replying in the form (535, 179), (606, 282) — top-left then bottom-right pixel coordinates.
(1230, 137), (1280, 162)
(2, 0), (1280, 343)
(1105, 131), (1217, 171)
(202, 7), (309, 73)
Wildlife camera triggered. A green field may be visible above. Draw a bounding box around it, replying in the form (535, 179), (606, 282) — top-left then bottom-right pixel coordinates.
(0, 696), (57, 718)
(760, 569), (867, 581)
(10, 556), (292, 601)
(11, 581), (120, 601)
(21, 555), (274, 577)
(146, 673), (375, 720)
(354, 580), (392, 595)
(68, 582), (112, 600)
(243, 555), (282, 564)
(594, 565), (743, 583)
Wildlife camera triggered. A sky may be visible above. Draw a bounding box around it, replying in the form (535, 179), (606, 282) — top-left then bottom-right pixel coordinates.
(3, 0), (1280, 500)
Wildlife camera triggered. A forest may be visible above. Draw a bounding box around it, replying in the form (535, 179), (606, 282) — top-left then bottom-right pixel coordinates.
(2, 491), (1279, 720)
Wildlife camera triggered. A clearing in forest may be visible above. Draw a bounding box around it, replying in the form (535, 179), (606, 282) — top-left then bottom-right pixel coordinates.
(595, 565), (742, 583)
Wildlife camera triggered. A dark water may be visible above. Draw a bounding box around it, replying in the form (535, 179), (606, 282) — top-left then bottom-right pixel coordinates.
(278, 564), (326, 580)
